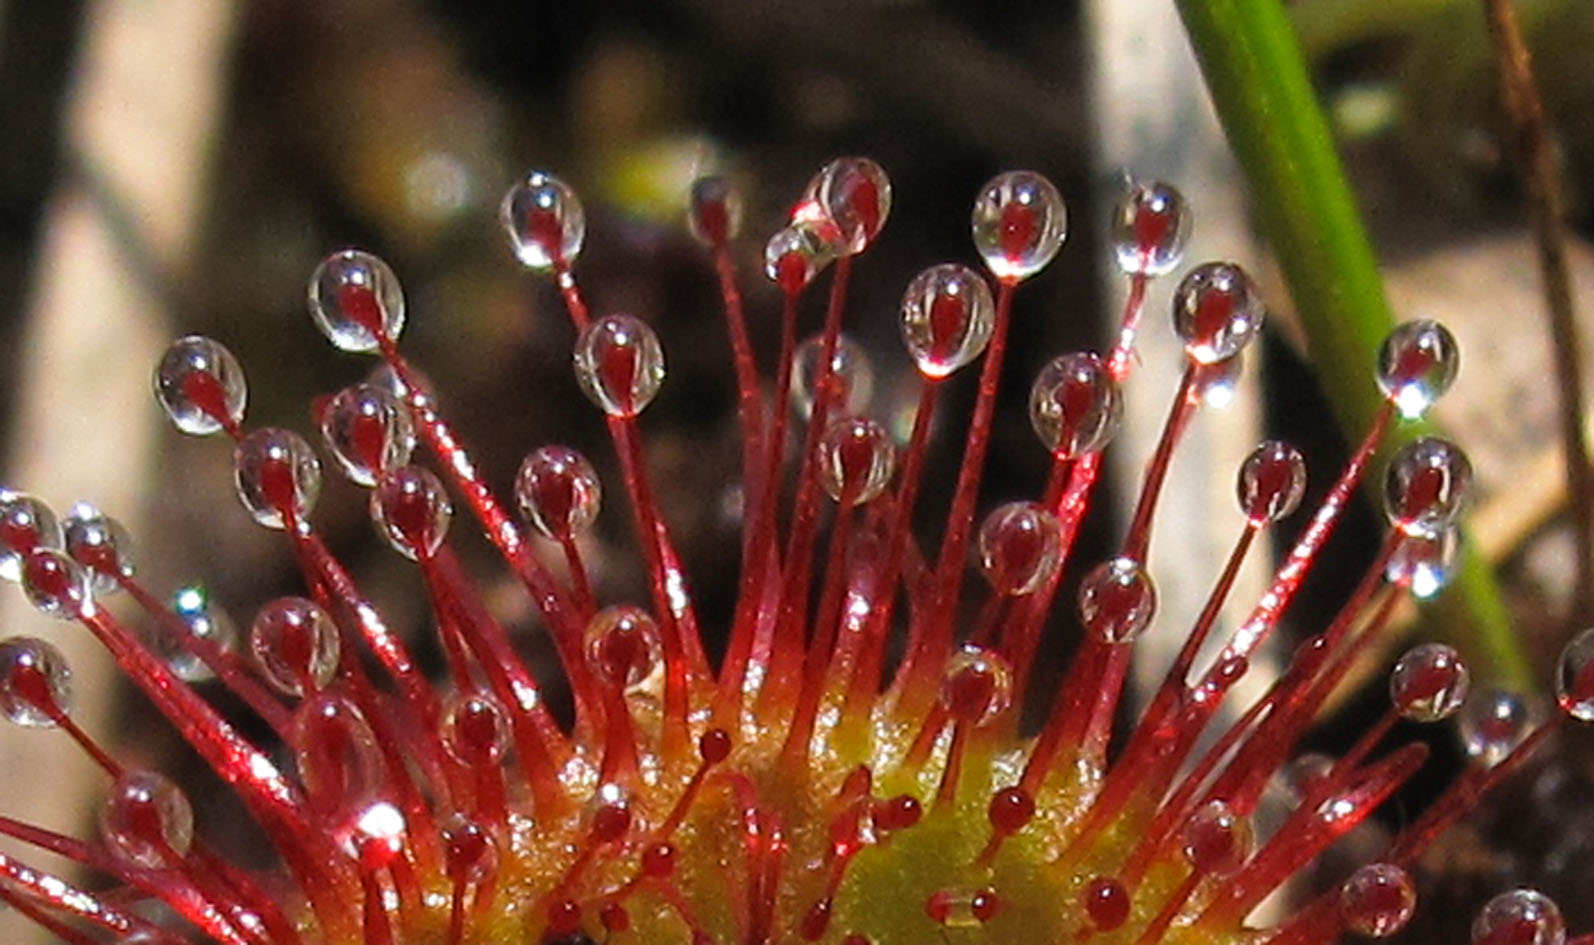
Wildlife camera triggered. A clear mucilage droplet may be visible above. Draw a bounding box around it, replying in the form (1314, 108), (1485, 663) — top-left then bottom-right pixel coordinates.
(808, 157), (892, 256)
(939, 645), (1015, 727)
(1236, 440), (1307, 525)
(792, 334), (874, 420)
(250, 596), (340, 698)
(1109, 180), (1190, 277)
(320, 384), (416, 487)
(1389, 642), (1470, 722)
(971, 170), (1067, 282)
(1377, 319), (1459, 420)
(688, 175), (743, 247)
(1078, 557), (1157, 644)
(763, 222), (838, 293)
(585, 605), (662, 689)
(160, 584), (238, 683)
(1339, 862), (1417, 938)
(371, 465), (453, 562)
(1181, 799), (1252, 877)
(1385, 527), (1459, 599)
(573, 314), (666, 419)
(1460, 689), (1539, 767)
(899, 263), (996, 379)
(978, 501), (1063, 596)
(516, 445), (603, 541)
(1554, 627), (1594, 722)
(62, 502), (133, 595)
(0, 636), (72, 727)
(291, 692), (385, 815)
(233, 428), (323, 531)
(99, 770), (195, 870)
(1471, 889), (1566, 945)
(817, 416), (896, 506)
(1383, 437), (1472, 538)
(1172, 262), (1265, 365)
(442, 691), (512, 766)
(1028, 352), (1123, 459)
(154, 335), (247, 437)
(20, 550), (92, 620)
(307, 249), (406, 354)
(0, 493), (63, 583)
(500, 170), (585, 271)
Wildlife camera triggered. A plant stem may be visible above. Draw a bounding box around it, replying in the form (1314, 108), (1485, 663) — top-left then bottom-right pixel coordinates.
(1174, 0), (1532, 689)
(1481, 0), (1594, 632)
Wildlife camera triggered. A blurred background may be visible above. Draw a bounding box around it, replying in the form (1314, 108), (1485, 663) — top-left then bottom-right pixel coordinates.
(0, 1), (1591, 942)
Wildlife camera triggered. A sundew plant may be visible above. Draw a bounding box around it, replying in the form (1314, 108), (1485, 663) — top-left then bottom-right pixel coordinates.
(0, 148), (1589, 945)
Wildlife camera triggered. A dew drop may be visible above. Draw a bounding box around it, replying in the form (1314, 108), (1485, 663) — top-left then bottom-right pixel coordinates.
(1460, 689), (1539, 767)
(307, 249), (406, 353)
(1172, 262), (1265, 365)
(1339, 862), (1417, 937)
(924, 888), (994, 929)
(61, 503), (133, 595)
(573, 314), (666, 419)
(1383, 437), (1472, 537)
(441, 813), (498, 884)
(899, 263), (995, 379)
(1078, 556), (1157, 644)
(250, 596), (340, 698)
(1110, 180), (1190, 276)
(0, 493), (63, 583)
(818, 416), (896, 506)
(1390, 642), (1470, 722)
(292, 692), (385, 816)
(1554, 627), (1594, 722)
(1385, 527), (1459, 599)
(1471, 888), (1565, 945)
(688, 175), (743, 247)
(1377, 319), (1459, 420)
(320, 384), (416, 487)
(371, 465), (452, 561)
(159, 584), (238, 682)
(1181, 798), (1252, 876)
(584, 605), (662, 689)
(442, 691), (511, 766)
(977, 501), (1063, 596)
(99, 770), (194, 869)
(516, 445), (602, 541)
(938, 644), (1014, 727)
(809, 157), (892, 255)
(764, 222), (837, 293)
(1192, 351), (1245, 408)
(971, 170), (1067, 282)
(1028, 352), (1122, 458)
(154, 335), (247, 437)
(500, 170), (585, 270)
(792, 334), (873, 420)
(1236, 440), (1307, 525)
(233, 428), (322, 531)
(20, 550), (91, 620)
(641, 841), (677, 877)
(0, 636), (71, 727)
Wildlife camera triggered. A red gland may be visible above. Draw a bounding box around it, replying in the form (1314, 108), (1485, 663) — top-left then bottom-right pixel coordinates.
(988, 786), (1036, 834)
(600, 903), (630, 933)
(872, 794), (922, 832)
(699, 727), (732, 764)
(972, 889), (1002, 923)
(1083, 876), (1131, 931)
(641, 841), (677, 877)
(800, 898), (832, 940)
(547, 898), (583, 936)
(590, 802), (631, 843)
